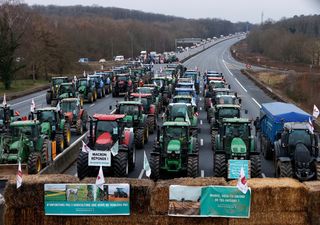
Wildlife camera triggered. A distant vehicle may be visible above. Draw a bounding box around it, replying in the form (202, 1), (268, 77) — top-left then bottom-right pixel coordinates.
(99, 58), (106, 63)
(78, 58), (89, 63)
(114, 55), (125, 61)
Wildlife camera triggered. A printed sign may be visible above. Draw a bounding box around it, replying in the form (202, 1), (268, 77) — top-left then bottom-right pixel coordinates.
(228, 160), (250, 179)
(44, 183), (130, 216)
(169, 185), (251, 218)
(88, 150), (111, 167)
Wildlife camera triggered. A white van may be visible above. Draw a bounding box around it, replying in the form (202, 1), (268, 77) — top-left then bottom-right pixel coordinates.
(114, 55), (124, 61)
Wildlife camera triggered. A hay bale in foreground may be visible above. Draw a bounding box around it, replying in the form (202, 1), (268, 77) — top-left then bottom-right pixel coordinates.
(82, 177), (154, 214)
(304, 181), (320, 225)
(150, 177), (227, 215)
(229, 178), (308, 212)
(228, 211), (308, 225)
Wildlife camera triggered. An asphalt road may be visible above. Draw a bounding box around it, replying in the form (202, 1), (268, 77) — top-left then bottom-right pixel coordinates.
(6, 35), (277, 179)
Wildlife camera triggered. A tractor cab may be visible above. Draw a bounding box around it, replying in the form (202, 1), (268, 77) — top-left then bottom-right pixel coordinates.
(117, 101), (143, 127)
(51, 77), (69, 94)
(214, 94), (240, 106)
(166, 103), (192, 122)
(210, 104), (241, 130)
(58, 83), (77, 99)
(130, 93), (153, 114)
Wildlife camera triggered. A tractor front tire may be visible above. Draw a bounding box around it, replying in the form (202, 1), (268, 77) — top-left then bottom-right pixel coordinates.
(147, 116), (155, 134)
(77, 151), (89, 180)
(214, 154), (227, 178)
(211, 130), (217, 150)
(250, 155), (262, 178)
(41, 139), (49, 168)
(28, 152), (42, 174)
(150, 154), (160, 180)
(113, 152), (129, 177)
(315, 161), (320, 180)
(277, 161), (293, 178)
(187, 156), (198, 178)
(76, 119), (83, 135)
(135, 129), (145, 149)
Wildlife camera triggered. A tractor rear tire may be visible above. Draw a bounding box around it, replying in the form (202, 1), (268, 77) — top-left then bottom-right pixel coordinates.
(46, 92), (52, 104)
(315, 161), (320, 180)
(128, 146), (136, 171)
(250, 155), (262, 178)
(277, 161), (293, 178)
(144, 127), (149, 143)
(63, 124), (71, 147)
(28, 152), (42, 174)
(88, 92), (94, 103)
(187, 156), (198, 178)
(76, 119), (83, 135)
(56, 134), (64, 154)
(113, 152), (129, 177)
(214, 154), (227, 178)
(135, 129), (145, 149)
(41, 139), (49, 168)
(150, 154), (160, 180)
(211, 130), (217, 150)
(77, 151), (89, 180)
(148, 116), (155, 134)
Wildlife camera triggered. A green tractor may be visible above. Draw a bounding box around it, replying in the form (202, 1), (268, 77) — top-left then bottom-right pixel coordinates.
(31, 107), (71, 153)
(59, 98), (88, 135)
(0, 120), (49, 174)
(151, 77), (172, 110)
(51, 82), (78, 107)
(77, 78), (97, 103)
(46, 77), (69, 105)
(213, 118), (261, 178)
(115, 101), (149, 149)
(150, 121), (199, 180)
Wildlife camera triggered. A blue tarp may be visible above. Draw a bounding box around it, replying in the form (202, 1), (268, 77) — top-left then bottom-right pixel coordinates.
(261, 102), (311, 123)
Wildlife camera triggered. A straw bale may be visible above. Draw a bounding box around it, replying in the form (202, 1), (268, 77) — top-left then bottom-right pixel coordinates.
(150, 177), (227, 215)
(228, 211), (308, 225)
(4, 174), (79, 208)
(229, 178), (308, 212)
(304, 181), (320, 225)
(82, 177), (155, 214)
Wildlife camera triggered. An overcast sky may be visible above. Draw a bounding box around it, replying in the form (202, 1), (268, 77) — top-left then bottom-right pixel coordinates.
(24, 0), (319, 23)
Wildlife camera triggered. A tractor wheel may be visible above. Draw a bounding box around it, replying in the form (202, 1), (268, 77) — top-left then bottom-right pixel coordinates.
(277, 161), (293, 178)
(41, 139), (49, 167)
(211, 130), (217, 150)
(144, 126), (149, 143)
(81, 111), (88, 131)
(63, 123), (71, 147)
(88, 92), (94, 103)
(213, 154), (227, 178)
(46, 92), (52, 104)
(51, 99), (58, 107)
(27, 152), (42, 174)
(150, 154), (160, 180)
(76, 119), (83, 135)
(77, 151), (89, 180)
(250, 155), (262, 178)
(113, 152), (129, 177)
(147, 116), (155, 134)
(135, 129), (145, 149)
(94, 90), (98, 100)
(56, 134), (64, 154)
(187, 156), (198, 178)
(315, 161), (320, 180)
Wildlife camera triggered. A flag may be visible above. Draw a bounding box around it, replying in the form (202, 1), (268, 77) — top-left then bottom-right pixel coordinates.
(16, 161), (22, 189)
(143, 151), (151, 177)
(96, 166), (105, 190)
(82, 141), (91, 153)
(30, 99), (35, 113)
(237, 167), (248, 194)
(73, 76), (77, 83)
(110, 141), (119, 156)
(83, 70), (86, 77)
(2, 93), (6, 106)
(313, 105), (319, 119)
(308, 117), (314, 134)
(185, 111), (191, 125)
(56, 102), (60, 111)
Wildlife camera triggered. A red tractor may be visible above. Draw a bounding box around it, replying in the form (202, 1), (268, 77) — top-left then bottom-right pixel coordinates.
(77, 114), (135, 179)
(130, 93), (157, 133)
(59, 98), (88, 135)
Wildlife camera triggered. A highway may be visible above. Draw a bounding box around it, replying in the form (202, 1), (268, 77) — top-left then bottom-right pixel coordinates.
(6, 36), (276, 179)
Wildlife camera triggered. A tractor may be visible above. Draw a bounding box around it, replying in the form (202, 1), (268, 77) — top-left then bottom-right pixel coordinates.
(88, 74), (106, 98)
(150, 121), (199, 180)
(204, 87), (233, 111)
(51, 82), (77, 106)
(77, 114), (135, 179)
(114, 187), (128, 198)
(31, 107), (71, 153)
(0, 120), (49, 174)
(151, 77), (173, 108)
(274, 122), (320, 181)
(59, 98), (88, 135)
(174, 88), (198, 106)
(112, 74), (133, 97)
(46, 76), (69, 105)
(137, 86), (161, 111)
(182, 70), (200, 94)
(213, 118), (261, 178)
(129, 93), (157, 133)
(77, 78), (97, 103)
(115, 101), (149, 149)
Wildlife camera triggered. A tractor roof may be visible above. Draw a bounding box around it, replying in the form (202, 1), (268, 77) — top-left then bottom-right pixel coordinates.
(222, 118), (249, 123)
(10, 120), (40, 127)
(215, 104), (240, 109)
(130, 93), (152, 98)
(118, 101), (142, 105)
(173, 95), (192, 99)
(216, 94), (236, 98)
(60, 82), (73, 86)
(93, 114), (125, 121)
(116, 73), (130, 77)
(163, 121), (189, 127)
(209, 80), (225, 83)
(169, 103), (191, 107)
(36, 107), (58, 112)
(60, 98), (79, 102)
(175, 87), (194, 91)
(284, 122), (311, 131)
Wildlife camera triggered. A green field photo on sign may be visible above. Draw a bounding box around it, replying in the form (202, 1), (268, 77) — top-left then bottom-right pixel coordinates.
(200, 186), (251, 218)
(45, 184), (67, 201)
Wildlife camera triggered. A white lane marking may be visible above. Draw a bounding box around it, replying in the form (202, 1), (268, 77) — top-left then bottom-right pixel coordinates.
(201, 170), (204, 177)
(11, 93), (46, 107)
(90, 104), (95, 108)
(222, 59), (234, 77)
(235, 78), (248, 92)
(200, 107), (202, 110)
(138, 169), (145, 179)
(200, 139), (203, 146)
(252, 97), (262, 108)
(262, 173), (266, 178)
(200, 120), (203, 125)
